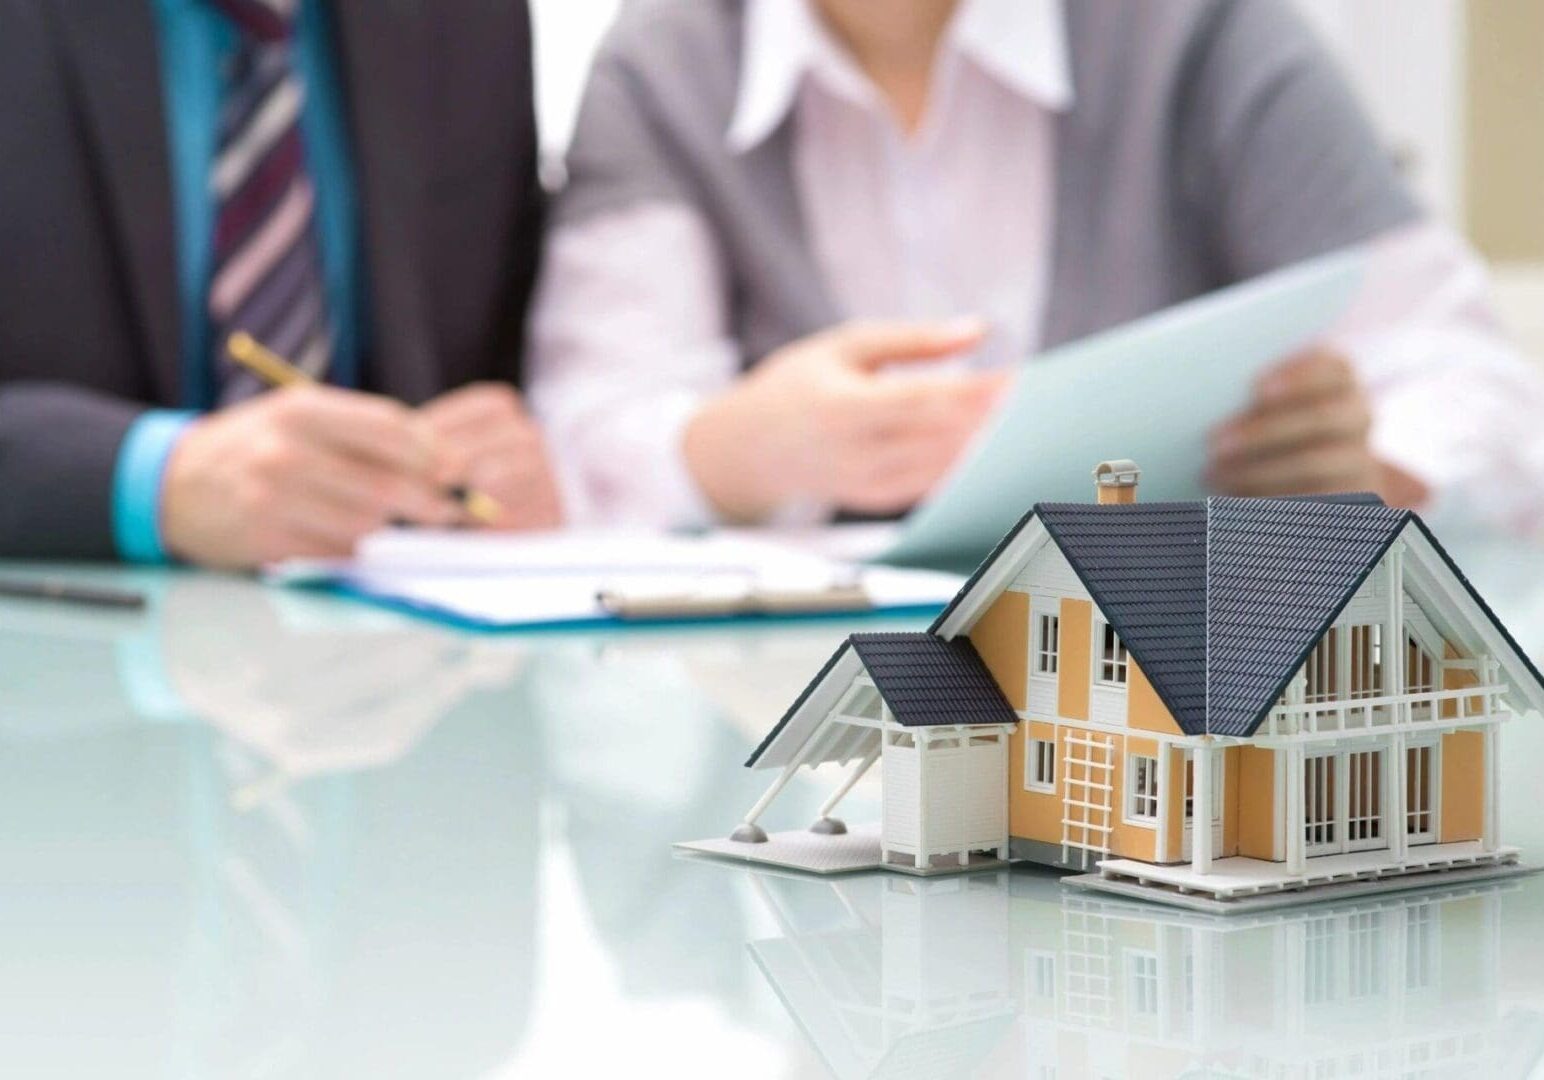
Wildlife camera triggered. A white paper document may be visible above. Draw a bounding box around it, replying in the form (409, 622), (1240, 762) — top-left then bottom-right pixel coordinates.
(270, 527), (962, 630)
(882, 250), (1365, 567)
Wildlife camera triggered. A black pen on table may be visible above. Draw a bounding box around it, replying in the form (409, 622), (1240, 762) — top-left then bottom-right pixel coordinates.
(0, 577), (146, 610)
(225, 331), (504, 526)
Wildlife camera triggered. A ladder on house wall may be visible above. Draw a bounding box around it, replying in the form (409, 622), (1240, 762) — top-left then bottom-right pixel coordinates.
(1061, 906), (1115, 1027)
(1061, 732), (1115, 870)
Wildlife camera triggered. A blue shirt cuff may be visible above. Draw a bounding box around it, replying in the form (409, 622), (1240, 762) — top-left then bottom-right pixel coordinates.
(112, 410), (198, 564)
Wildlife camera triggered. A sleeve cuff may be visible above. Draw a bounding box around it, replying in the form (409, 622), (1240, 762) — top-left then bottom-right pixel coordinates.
(112, 410), (198, 564)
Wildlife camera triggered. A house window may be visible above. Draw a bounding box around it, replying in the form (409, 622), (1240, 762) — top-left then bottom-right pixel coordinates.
(1348, 623), (1383, 699)
(1406, 743), (1436, 842)
(1303, 916), (1337, 1006)
(1034, 613), (1060, 675)
(1346, 750), (1383, 845)
(1126, 952), (1160, 1016)
(1404, 904), (1438, 991)
(1127, 754), (1159, 821)
(1303, 752), (1338, 850)
(1407, 635), (1437, 695)
(1098, 623), (1128, 685)
(1029, 951), (1056, 999)
(1026, 737), (1056, 792)
(1347, 911), (1387, 998)
(1304, 629), (1338, 703)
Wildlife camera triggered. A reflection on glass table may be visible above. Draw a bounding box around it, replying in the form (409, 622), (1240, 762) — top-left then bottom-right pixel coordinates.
(743, 867), (1544, 1078)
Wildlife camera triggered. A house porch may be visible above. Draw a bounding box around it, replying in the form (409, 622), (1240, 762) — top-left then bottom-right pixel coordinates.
(1097, 840), (1520, 901)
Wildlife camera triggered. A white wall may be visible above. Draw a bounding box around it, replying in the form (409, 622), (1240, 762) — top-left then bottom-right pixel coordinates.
(1290, 0), (1466, 222)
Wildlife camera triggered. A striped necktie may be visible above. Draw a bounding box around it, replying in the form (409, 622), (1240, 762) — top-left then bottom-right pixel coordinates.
(206, 0), (333, 404)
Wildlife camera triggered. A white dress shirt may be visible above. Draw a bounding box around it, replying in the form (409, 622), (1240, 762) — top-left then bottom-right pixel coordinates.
(529, 0), (1544, 537)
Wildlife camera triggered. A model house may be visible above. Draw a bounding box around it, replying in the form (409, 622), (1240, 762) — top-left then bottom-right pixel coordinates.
(685, 462), (1544, 908)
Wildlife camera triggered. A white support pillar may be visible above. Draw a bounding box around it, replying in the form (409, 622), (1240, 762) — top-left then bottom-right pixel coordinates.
(1386, 543), (1405, 715)
(1389, 731), (1408, 862)
(1483, 723), (1500, 852)
(1286, 744), (1307, 876)
(1192, 740), (1214, 876)
(817, 744), (881, 821)
(915, 726), (930, 870)
(733, 762), (802, 843)
(1156, 741), (1173, 863)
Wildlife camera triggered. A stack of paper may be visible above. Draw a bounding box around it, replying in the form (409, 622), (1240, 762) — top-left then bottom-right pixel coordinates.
(269, 527), (963, 631)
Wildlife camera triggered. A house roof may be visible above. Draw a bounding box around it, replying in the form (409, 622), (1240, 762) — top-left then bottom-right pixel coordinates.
(744, 632), (1018, 767)
(924, 493), (1527, 738)
(749, 493), (1544, 767)
(848, 633), (1019, 728)
(1034, 501), (1209, 730)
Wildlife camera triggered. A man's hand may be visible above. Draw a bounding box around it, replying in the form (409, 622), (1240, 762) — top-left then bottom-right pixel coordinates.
(683, 319), (1008, 521)
(1208, 347), (1428, 506)
(419, 382), (565, 530)
(162, 385), (461, 570)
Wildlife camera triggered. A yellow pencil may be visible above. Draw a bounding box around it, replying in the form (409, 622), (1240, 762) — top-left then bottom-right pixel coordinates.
(226, 331), (504, 526)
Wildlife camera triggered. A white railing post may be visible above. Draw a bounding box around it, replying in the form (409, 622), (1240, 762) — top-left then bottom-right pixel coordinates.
(1287, 671), (1307, 736)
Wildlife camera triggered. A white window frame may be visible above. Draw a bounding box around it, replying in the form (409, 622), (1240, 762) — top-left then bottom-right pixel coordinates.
(1095, 620), (1129, 687)
(1033, 611), (1060, 677)
(1125, 753), (1160, 825)
(1405, 738), (1441, 845)
(1125, 950), (1161, 1016)
(1346, 623), (1384, 700)
(1302, 745), (1392, 857)
(1027, 949), (1057, 1000)
(1025, 735), (1056, 793)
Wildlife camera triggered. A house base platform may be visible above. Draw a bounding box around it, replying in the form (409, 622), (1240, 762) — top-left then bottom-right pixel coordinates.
(1068, 842), (1535, 914)
(676, 824), (1009, 877)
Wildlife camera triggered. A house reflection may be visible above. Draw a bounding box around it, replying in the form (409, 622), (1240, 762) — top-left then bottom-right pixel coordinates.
(746, 870), (1543, 1078)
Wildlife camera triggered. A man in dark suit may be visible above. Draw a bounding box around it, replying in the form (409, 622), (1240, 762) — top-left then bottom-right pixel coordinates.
(0, 0), (561, 568)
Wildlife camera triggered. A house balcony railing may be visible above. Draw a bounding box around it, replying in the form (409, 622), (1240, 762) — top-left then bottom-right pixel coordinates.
(1261, 684), (1508, 737)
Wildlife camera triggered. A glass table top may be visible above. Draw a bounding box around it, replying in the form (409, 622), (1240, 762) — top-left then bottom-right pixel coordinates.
(6, 530), (1544, 1078)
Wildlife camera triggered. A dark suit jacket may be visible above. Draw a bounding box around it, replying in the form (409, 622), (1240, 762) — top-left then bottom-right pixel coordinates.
(0, 0), (544, 558)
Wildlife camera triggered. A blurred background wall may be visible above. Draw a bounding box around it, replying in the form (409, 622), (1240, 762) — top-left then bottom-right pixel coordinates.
(527, 0), (1544, 353)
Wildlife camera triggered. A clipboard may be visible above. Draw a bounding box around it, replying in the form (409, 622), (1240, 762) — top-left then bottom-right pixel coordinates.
(270, 528), (963, 632)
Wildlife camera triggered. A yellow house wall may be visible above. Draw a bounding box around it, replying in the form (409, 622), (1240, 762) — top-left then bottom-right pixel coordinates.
(1440, 651), (1486, 843)
(1058, 598), (1092, 721)
(1221, 746), (1242, 858)
(1009, 720), (1063, 844)
(1164, 749), (1185, 862)
(1109, 735), (1158, 863)
(1441, 730), (1485, 843)
(1127, 661), (1181, 734)
(969, 590), (1029, 711)
(1237, 746), (1277, 860)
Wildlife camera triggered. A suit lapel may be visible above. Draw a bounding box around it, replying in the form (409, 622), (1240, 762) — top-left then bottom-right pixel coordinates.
(330, 0), (438, 404)
(49, 3), (182, 404)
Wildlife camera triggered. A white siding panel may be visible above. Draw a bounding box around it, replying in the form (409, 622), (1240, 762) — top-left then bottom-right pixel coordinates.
(964, 739), (1008, 846)
(882, 746), (920, 850)
(1013, 542), (1086, 599)
(1028, 676), (1057, 717)
(1091, 685), (1127, 727)
(928, 746), (967, 851)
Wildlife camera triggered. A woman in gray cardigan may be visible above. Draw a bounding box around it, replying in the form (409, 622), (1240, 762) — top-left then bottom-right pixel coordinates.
(530, 0), (1542, 536)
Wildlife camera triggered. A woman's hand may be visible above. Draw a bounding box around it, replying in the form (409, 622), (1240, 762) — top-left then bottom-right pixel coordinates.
(683, 319), (1009, 521)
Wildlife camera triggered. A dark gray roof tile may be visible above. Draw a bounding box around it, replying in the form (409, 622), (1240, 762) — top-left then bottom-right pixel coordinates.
(850, 632), (1019, 728)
